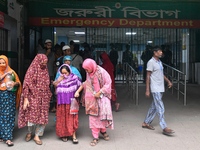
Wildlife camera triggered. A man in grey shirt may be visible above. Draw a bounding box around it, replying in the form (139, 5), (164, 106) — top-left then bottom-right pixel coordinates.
(141, 46), (174, 136)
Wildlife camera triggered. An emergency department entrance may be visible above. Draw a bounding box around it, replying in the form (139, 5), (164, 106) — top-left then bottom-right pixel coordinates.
(24, 0), (200, 83)
(54, 27), (186, 81)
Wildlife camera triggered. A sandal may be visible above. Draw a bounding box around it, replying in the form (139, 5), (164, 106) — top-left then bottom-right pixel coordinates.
(25, 133), (32, 142)
(90, 138), (98, 146)
(72, 138), (78, 144)
(33, 139), (42, 145)
(0, 139), (3, 142)
(100, 132), (109, 141)
(163, 128), (175, 136)
(5, 140), (14, 147)
(142, 123), (155, 130)
(61, 137), (68, 142)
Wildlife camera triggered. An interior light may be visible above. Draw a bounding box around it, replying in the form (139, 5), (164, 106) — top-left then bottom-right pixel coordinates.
(126, 32), (136, 35)
(147, 41), (153, 43)
(75, 32), (85, 34)
(73, 40), (80, 43)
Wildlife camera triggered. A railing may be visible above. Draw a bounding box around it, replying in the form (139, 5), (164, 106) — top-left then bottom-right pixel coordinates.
(163, 63), (187, 106)
(122, 63), (139, 105)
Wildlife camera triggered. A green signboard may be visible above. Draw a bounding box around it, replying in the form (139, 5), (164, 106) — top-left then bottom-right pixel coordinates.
(27, 1), (200, 20)
(0, 0), (7, 14)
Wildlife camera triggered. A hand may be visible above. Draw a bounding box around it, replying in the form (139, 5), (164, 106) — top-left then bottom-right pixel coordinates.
(59, 75), (64, 81)
(94, 92), (101, 98)
(6, 81), (14, 89)
(168, 81), (173, 88)
(23, 98), (30, 110)
(7, 71), (13, 75)
(145, 91), (150, 98)
(74, 91), (80, 98)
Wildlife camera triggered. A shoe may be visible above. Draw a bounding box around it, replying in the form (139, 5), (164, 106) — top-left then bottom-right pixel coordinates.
(142, 123), (155, 130)
(72, 138), (78, 144)
(5, 140), (14, 147)
(163, 128), (175, 136)
(25, 133), (32, 142)
(33, 139), (42, 145)
(90, 138), (98, 146)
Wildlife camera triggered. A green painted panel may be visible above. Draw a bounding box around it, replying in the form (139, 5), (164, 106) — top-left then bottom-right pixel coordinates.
(0, 51), (18, 58)
(27, 1), (200, 19)
(0, 0), (7, 13)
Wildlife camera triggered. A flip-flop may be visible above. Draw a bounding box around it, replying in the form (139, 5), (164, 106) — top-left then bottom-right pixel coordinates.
(25, 133), (32, 142)
(72, 138), (78, 144)
(5, 140), (14, 146)
(142, 124), (155, 130)
(61, 137), (68, 142)
(34, 139), (42, 145)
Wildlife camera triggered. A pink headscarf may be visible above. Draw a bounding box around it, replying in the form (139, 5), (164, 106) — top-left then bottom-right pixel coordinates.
(82, 58), (100, 92)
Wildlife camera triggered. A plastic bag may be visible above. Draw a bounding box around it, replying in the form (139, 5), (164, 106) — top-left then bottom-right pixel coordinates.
(70, 98), (79, 114)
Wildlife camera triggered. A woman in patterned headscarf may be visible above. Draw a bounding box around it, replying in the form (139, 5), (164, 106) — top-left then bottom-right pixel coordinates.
(0, 55), (21, 146)
(18, 54), (52, 145)
(75, 58), (114, 146)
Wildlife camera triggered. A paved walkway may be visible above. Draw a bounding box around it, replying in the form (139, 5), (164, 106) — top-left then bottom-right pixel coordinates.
(1, 84), (200, 150)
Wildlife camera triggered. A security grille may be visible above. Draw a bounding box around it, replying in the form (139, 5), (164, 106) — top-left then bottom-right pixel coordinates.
(0, 28), (8, 51)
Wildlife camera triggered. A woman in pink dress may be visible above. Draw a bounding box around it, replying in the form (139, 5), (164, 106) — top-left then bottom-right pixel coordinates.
(18, 54), (52, 145)
(75, 58), (114, 146)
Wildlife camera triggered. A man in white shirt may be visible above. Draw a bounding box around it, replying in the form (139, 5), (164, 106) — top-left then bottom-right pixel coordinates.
(142, 46), (174, 136)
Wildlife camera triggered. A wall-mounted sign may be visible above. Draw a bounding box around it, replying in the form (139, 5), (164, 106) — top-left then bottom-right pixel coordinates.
(29, 17), (200, 28)
(28, 1), (200, 28)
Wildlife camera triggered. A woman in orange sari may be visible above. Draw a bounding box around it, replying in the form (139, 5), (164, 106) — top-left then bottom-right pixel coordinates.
(0, 55), (21, 146)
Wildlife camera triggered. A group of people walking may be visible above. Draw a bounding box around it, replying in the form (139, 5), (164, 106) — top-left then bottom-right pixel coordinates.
(0, 51), (116, 147)
(0, 43), (174, 147)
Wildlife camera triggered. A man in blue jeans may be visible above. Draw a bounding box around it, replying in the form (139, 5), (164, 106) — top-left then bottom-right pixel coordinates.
(142, 46), (175, 136)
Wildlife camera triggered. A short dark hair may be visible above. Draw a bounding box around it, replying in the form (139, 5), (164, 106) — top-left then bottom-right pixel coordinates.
(152, 46), (162, 52)
(70, 40), (75, 46)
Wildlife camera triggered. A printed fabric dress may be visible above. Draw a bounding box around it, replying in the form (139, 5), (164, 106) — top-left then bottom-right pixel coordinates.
(82, 66), (114, 130)
(0, 55), (21, 141)
(18, 54), (52, 128)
